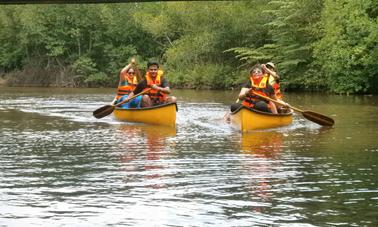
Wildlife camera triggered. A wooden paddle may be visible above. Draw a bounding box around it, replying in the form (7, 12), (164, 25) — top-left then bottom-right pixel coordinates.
(252, 91), (335, 126)
(93, 88), (151, 119)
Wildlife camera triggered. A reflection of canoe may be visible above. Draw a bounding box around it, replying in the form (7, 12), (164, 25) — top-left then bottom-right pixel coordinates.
(118, 125), (177, 138)
(230, 106), (293, 132)
(241, 131), (284, 156)
(113, 102), (177, 127)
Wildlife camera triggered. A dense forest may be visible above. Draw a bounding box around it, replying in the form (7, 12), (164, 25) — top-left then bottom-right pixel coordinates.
(0, 0), (377, 94)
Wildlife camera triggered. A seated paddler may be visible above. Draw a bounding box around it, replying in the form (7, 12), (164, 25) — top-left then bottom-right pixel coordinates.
(128, 60), (177, 108)
(230, 64), (279, 114)
(112, 58), (142, 109)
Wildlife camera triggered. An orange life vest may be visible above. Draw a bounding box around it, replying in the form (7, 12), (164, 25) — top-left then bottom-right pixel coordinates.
(272, 82), (283, 100)
(242, 75), (271, 108)
(144, 70), (167, 104)
(116, 74), (138, 99)
(267, 74), (283, 100)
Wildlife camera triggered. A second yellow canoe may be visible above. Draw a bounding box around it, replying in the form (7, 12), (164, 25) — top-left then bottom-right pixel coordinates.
(230, 106), (293, 132)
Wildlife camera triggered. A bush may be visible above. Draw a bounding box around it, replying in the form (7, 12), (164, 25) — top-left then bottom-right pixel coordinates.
(166, 64), (237, 89)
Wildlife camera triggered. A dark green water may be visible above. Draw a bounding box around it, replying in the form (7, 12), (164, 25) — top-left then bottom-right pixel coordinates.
(0, 87), (377, 226)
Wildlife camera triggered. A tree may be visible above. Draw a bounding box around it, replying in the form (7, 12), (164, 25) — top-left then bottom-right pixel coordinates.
(228, 0), (325, 91)
(314, 0), (378, 94)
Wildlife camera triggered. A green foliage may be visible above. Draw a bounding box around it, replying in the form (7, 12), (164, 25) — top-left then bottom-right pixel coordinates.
(313, 0), (378, 94)
(228, 0), (325, 90)
(0, 6), (25, 70)
(0, 1), (376, 93)
(226, 46), (275, 63)
(167, 64), (236, 89)
(134, 1), (270, 89)
(84, 72), (109, 87)
(72, 56), (99, 86)
(73, 56), (97, 76)
(164, 32), (218, 67)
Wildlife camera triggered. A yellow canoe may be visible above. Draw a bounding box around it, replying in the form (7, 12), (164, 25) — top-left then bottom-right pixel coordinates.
(113, 102), (177, 127)
(230, 106), (293, 132)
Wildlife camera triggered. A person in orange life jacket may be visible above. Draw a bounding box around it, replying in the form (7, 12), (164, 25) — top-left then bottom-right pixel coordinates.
(127, 61), (177, 108)
(230, 64), (278, 114)
(111, 58), (142, 109)
(262, 62), (288, 113)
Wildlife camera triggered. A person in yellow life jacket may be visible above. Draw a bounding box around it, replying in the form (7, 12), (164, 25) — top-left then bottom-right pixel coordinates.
(262, 62), (283, 100)
(111, 58), (142, 109)
(127, 60), (177, 108)
(230, 64), (278, 114)
(262, 62), (288, 113)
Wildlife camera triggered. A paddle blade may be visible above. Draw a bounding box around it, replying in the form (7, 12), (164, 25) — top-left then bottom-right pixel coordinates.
(93, 105), (115, 119)
(302, 111), (334, 126)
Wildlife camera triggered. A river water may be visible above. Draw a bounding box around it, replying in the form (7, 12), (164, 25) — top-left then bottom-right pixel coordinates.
(0, 87), (377, 226)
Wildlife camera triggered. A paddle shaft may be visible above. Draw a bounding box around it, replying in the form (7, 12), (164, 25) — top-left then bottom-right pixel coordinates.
(93, 88), (151, 119)
(251, 91), (334, 126)
(115, 88), (151, 107)
(251, 92), (302, 112)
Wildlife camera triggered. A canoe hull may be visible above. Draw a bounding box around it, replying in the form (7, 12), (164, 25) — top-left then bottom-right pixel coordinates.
(113, 102), (177, 127)
(230, 106), (293, 132)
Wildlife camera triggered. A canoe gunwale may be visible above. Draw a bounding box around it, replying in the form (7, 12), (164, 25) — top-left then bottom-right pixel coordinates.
(114, 102), (178, 112)
(230, 105), (293, 117)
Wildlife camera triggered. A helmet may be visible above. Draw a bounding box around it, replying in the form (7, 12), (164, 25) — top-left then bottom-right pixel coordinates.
(266, 62), (275, 69)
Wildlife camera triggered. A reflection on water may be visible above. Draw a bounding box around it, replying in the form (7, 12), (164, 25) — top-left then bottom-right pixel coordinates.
(118, 125), (177, 189)
(241, 131), (285, 157)
(239, 131), (285, 215)
(0, 87), (377, 226)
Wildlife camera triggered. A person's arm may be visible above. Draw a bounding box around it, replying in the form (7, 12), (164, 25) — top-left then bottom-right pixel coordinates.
(111, 97), (118, 105)
(269, 87), (287, 106)
(151, 78), (171, 94)
(262, 64), (279, 80)
(119, 58), (137, 84)
(112, 59), (134, 103)
(131, 79), (147, 96)
(238, 81), (252, 100)
(269, 101), (278, 114)
(151, 85), (171, 94)
(238, 88), (251, 100)
(135, 66), (142, 82)
(264, 85), (278, 113)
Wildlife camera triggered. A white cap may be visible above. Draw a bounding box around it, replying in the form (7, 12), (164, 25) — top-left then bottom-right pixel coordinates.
(266, 62), (275, 69)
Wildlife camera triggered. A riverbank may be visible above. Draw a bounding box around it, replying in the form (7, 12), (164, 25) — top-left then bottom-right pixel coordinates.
(1, 69), (377, 94)
(1, 67), (97, 88)
(0, 78), (6, 86)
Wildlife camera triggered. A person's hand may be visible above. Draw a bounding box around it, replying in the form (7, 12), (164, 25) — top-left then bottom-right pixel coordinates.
(278, 100), (287, 106)
(110, 98), (117, 105)
(244, 88), (251, 96)
(151, 84), (160, 90)
(262, 64), (266, 70)
(131, 58), (136, 65)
